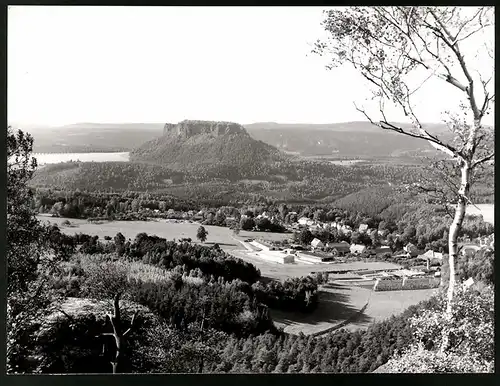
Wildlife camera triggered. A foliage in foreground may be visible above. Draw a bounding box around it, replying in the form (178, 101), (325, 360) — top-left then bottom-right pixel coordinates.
(379, 284), (494, 373)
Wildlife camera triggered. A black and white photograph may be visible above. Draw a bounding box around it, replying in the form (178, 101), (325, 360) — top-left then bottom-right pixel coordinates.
(6, 5), (494, 374)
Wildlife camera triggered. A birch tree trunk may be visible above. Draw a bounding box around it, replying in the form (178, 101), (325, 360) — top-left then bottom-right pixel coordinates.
(441, 160), (470, 352)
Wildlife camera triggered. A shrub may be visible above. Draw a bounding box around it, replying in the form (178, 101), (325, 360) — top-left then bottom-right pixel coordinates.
(381, 344), (493, 373)
(402, 277), (440, 290)
(374, 279), (403, 291)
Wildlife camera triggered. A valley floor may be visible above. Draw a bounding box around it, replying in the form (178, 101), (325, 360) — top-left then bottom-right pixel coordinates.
(39, 216), (440, 337)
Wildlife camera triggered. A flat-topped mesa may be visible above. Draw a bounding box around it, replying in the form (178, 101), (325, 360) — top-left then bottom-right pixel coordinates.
(163, 120), (249, 138)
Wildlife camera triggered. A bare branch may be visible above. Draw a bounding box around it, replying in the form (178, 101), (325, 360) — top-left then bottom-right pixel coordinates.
(96, 333), (115, 338)
(477, 70), (494, 118)
(380, 121), (463, 160)
(455, 23), (492, 44)
(57, 309), (75, 322)
(428, 9), (481, 118)
(353, 103), (381, 127)
(113, 292), (121, 324)
(472, 153), (494, 168)
(123, 310), (139, 337)
(451, 7), (486, 43)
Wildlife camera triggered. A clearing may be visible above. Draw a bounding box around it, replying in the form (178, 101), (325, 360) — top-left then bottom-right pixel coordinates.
(36, 216), (290, 252)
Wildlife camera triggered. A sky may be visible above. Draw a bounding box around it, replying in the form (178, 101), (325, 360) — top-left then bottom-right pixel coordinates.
(8, 6), (495, 127)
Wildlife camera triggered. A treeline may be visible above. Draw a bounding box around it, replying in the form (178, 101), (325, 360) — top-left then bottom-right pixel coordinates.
(32, 189), (197, 219)
(27, 155), (478, 205)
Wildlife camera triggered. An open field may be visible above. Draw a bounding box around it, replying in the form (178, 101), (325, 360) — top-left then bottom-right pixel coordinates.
(341, 287), (438, 332)
(272, 283), (371, 335)
(36, 216), (290, 252)
(271, 281), (438, 336)
(466, 204), (494, 225)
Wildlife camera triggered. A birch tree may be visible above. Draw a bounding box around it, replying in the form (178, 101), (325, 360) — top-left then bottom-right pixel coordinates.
(312, 6), (494, 352)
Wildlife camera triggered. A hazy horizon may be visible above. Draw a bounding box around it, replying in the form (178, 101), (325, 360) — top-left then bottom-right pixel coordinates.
(8, 6), (494, 127)
(9, 119), (457, 130)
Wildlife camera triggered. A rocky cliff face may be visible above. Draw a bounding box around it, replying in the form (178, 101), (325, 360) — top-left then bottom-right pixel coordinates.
(163, 120), (249, 138)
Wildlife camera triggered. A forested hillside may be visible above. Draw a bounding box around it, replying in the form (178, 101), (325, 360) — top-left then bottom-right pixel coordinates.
(130, 120), (286, 172)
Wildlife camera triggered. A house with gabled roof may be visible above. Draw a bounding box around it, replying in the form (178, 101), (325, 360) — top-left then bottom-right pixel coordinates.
(358, 224), (369, 233)
(311, 238), (324, 250)
(350, 244), (367, 254)
(327, 241), (350, 256)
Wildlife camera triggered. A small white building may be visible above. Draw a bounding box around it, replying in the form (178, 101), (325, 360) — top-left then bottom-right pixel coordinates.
(298, 217), (314, 226)
(309, 225), (322, 232)
(359, 224), (369, 233)
(311, 238), (324, 250)
(418, 250), (444, 260)
(350, 244), (367, 254)
(250, 240), (279, 252)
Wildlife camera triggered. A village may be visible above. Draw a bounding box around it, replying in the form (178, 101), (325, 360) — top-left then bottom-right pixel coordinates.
(227, 210), (495, 291)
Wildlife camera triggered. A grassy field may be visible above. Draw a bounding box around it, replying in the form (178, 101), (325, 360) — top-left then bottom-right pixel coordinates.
(272, 282), (438, 336)
(342, 287), (439, 332)
(36, 216), (290, 252)
(272, 283), (371, 335)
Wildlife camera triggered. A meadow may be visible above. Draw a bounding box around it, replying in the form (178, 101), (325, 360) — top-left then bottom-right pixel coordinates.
(36, 216), (291, 251)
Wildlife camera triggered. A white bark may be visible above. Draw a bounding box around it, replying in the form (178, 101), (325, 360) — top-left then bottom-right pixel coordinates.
(441, 160), (470, 352)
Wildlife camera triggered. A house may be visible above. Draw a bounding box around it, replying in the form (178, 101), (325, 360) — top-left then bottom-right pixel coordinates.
(358, 224), (369, 233)
(298, 217), (314, 226)
(391, 269), (425, 278)
(350, 244), (367, 254)
(418, 250), (444, 260)
(251, 239), (280, 251)
(327, 242), (350, 256)
(309, 225), (322, 232)
(296, 251), (334, 263)
(374, 246), (392, 256)
(311, 238), (324, 250)
(404, 243), (419, 257)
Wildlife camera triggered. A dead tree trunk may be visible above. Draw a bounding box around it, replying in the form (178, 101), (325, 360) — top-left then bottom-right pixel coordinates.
(97, 293), (138, 374)
(198, 308), (206, 373)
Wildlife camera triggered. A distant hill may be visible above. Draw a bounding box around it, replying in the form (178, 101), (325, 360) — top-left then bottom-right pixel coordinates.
(16, 120), (458, 158)
(24, 123), (164, 153)
(130, 120), (287, 174)
(244, 121), (452, 158)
